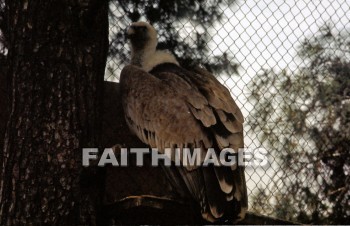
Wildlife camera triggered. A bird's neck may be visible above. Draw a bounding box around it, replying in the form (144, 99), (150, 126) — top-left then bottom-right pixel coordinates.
(132, 49), (179, 72)
(130, 51), (144, 67)
(131, 44), (156, 66)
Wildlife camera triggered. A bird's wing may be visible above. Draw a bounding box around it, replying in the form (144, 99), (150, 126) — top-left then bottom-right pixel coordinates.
(149, 64), (247, 221)
(189, 66), (248, 221)
(151, 64), (248, 221)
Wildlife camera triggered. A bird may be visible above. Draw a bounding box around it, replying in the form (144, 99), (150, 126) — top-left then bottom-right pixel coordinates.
(120, 21), (248, 223)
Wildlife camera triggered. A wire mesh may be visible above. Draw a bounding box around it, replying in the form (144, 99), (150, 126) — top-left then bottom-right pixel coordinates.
(107, 0), (350, 223)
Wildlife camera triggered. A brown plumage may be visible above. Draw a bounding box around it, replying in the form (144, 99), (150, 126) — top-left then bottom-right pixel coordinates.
(120, 21), (248, 223)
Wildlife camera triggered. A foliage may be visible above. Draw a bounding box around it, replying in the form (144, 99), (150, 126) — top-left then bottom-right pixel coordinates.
(106, 0), (239, 79)
(248, 25), (350, 224)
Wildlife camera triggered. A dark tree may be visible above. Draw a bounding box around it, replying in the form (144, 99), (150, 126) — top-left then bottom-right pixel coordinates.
(248, 25), (350, 224)
(0, 0), (108, 224)
(0, 0), (8, 165)
(106, 0), (239, 79)
(0, 52), (8, 164)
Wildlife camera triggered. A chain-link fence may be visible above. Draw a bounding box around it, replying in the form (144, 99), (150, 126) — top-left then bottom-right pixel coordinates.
(107, 0), (350, 224)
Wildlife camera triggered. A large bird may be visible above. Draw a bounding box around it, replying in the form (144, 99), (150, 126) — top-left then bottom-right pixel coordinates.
(120, 21), (248, 223)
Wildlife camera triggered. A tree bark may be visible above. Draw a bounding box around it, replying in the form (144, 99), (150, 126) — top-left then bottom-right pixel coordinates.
(0, 0), (108, 224)
(0, 53), (9, 165)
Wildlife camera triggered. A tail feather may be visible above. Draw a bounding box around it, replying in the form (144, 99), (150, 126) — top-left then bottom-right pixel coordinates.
(202, 165), (226, 219)
(213, 166), (234, 195)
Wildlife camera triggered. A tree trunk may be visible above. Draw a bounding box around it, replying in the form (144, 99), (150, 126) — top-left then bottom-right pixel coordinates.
(0, 53), (9, 165)
(0, 0), (108, 224)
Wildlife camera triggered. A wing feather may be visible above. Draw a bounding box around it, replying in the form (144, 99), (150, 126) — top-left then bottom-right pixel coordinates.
(202, 165), (226, 218)
(192, 66), (244, 124)
(213, 166), (234, 195)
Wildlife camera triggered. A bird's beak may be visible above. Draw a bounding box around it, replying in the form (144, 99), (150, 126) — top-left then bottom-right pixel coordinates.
(126, 26), (136, 39)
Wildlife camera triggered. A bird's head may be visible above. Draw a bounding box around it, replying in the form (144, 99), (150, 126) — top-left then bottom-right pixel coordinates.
(126, 21), (179, 70)
(127, 22), (158, 64)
